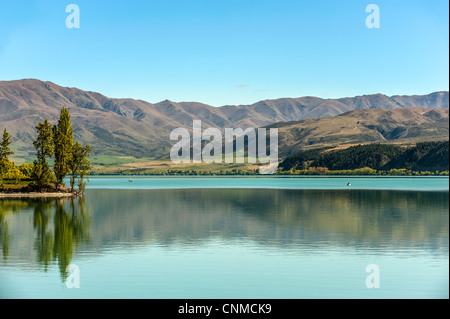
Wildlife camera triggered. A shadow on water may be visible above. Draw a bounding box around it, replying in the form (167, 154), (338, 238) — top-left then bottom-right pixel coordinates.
(0, 197), (90, 281)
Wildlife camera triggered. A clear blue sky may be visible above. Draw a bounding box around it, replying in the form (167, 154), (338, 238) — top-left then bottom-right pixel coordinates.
(0, 0), (448, 106)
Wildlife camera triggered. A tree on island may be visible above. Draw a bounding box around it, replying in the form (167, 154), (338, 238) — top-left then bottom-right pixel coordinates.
(53, 107), (74, 190)
(0, 129), (14, 185)
(0, 129), (13, 160)
(29, 108), (92, 194)
(32, 120), (55, 191)
(69, 142), (92, 193)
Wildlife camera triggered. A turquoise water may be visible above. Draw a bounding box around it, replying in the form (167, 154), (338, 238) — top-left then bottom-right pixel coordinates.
(84, 176), (449, 191)
(0, 177), (448, 298)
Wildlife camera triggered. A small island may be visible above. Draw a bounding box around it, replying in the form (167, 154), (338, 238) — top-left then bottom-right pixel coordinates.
(0, 107), (91, 198)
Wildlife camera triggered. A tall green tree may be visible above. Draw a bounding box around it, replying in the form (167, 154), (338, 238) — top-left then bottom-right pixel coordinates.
(53, 107), (74, 189)
(69, 142), (92, 193)
(32, 120), (54, 190)
(0, 129), (15, 184)
(0, 129), (14, 161)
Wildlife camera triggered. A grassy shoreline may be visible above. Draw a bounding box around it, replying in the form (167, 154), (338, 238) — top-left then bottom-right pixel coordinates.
(81, 174), (450, 178)
(90, 170), (450, 176)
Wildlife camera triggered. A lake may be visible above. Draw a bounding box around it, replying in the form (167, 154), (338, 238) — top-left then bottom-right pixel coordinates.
(0, 177), (448, 299)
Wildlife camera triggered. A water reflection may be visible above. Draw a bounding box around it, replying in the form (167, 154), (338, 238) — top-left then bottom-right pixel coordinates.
(0, 189), (448, 275)
(0, 197), (90, 281)
(83, 189), (449, 252)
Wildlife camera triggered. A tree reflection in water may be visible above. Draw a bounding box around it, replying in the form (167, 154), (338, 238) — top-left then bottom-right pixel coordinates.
(0, 197), (90, 281)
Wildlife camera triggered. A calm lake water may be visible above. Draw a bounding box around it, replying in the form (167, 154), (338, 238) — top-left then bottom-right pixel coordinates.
(0, 177), (448, 299)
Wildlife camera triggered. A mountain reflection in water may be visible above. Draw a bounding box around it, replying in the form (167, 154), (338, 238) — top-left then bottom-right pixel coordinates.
(1, 189), (448, 283)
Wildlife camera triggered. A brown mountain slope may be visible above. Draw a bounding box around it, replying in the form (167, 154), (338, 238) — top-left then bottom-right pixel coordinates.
(269, 107), (449, 157)
(1, 79), (448, 128)
(0, 80), (175, 159)
(0, 79), (448, 161)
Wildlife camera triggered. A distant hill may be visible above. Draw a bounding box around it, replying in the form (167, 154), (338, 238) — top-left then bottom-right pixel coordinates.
(279, 141), (449, 172)
(0, 79), (448, 162)
(269, 107), (449, 157)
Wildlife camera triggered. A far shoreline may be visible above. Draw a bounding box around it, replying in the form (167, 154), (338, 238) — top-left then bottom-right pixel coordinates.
(85, 174), (450, 178)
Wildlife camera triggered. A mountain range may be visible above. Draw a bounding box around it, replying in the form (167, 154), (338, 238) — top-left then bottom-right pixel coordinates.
(0, 79), (448, 162)
(270, 107), (449, 156)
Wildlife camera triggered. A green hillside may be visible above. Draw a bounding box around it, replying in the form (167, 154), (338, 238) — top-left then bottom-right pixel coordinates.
(279, 141), (449, 173)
